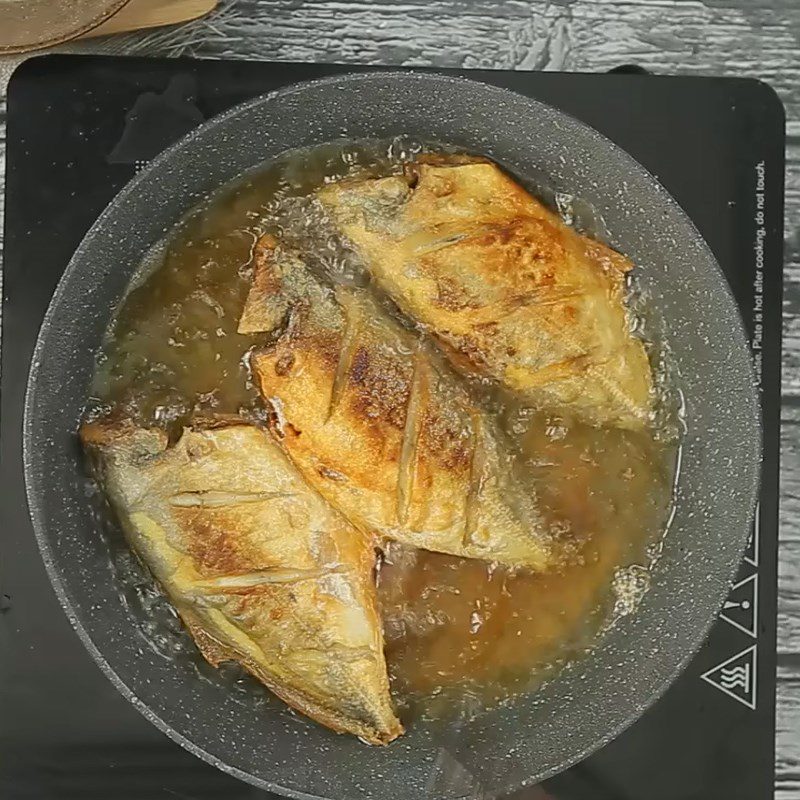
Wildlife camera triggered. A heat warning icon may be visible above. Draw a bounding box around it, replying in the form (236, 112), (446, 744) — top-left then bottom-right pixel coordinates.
(701, 644), (757, 710)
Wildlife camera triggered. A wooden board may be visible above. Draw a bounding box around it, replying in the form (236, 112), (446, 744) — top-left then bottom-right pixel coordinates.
(79, 0), (217, 38)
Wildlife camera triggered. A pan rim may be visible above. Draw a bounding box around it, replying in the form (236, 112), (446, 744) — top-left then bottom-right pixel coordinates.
(23, 68), (762, 800)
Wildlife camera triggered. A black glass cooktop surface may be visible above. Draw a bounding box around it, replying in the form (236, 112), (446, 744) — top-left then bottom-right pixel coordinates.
(0, 55), (784, 800)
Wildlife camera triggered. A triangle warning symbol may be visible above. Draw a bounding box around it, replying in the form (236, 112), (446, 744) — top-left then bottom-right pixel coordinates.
(720, 572), (758, 637)
(744, 501), (760, 567)
(701, 644), (757, 710)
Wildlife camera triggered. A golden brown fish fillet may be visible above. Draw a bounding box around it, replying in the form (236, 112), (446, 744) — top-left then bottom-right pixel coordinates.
(317, 158), (653, 429)
(240, 238), (563, 571)
(80, 417), (402, 745)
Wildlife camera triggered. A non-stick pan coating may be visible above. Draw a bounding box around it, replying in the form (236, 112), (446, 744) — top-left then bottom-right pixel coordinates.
(23, 72), (760, 799)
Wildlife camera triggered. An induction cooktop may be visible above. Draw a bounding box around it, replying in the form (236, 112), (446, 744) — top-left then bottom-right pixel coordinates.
(0, 55), (784, 800)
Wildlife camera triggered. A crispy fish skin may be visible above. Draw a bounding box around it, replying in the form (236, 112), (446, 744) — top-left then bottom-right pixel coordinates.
(317, 158), (653, 430)
(80, 417), (402, 745)
(241, 239), (558, 571)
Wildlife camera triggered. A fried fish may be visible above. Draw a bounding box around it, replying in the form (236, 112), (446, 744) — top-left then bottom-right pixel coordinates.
(241, 238), (562, 571)
(317, 158), (653, 429)
(80, 417), (402, 745)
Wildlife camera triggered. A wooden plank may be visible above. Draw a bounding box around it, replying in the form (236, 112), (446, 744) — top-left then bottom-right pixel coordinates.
(782, 407), (800, 544)
(781, 137), (800, 396)
(779, 540), (800, 654)
(777, 410), (799, 656)
(778, 665), (800, 799)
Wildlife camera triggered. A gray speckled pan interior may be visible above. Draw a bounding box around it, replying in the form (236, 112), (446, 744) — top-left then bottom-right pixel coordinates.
(23, 72), (760, 799)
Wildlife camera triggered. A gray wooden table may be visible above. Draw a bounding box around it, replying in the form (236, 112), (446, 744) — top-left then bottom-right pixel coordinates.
(0, 0), (798, 797)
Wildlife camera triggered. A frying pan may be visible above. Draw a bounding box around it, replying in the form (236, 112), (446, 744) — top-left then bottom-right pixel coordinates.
(23, 72), (760, 799)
